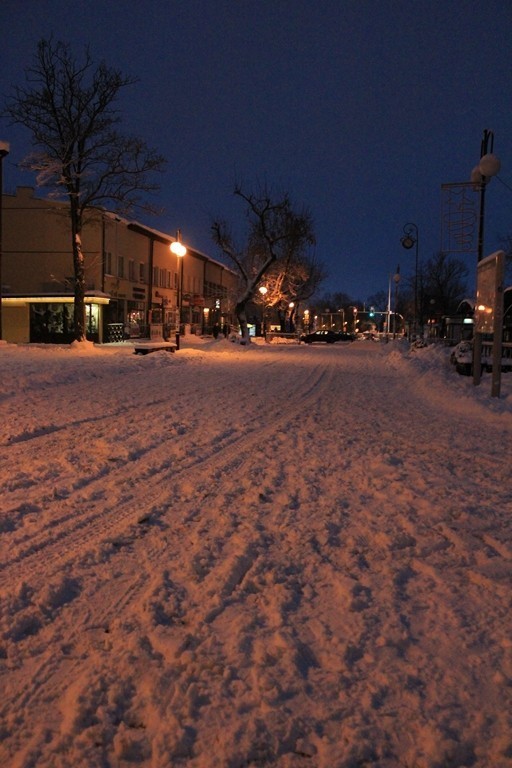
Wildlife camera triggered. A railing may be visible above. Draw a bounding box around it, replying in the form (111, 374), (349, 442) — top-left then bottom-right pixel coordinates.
(106, 323), (124, 342)
(481, 340), (512, 371)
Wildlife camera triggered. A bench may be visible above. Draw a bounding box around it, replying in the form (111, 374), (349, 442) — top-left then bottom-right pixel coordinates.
(133, 340), (177, 355)
(133, 323), (177, 354)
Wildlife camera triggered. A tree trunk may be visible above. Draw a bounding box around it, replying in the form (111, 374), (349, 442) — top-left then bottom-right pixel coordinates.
(71, 208), (86, 342)
(235, 299), (251, 344)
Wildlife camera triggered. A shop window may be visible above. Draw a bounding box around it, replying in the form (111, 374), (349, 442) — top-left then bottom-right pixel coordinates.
(86, 303), (99, 336)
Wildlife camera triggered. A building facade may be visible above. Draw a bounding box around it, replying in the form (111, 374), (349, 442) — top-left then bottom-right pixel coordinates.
(2, 187), (238, 343)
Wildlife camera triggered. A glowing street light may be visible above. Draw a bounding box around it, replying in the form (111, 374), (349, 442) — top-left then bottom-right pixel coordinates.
(202, 306), (209, 335)
(351, 306), (358, 333)
(258, 285), (269, 336)
(170, 240), (186, 258)
(170, 230), (187, 349)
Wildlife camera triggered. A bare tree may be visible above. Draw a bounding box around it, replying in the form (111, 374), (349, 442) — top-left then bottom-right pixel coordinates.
(4, 38), (166, 341)
(212, 185), (315, 342)
(422, 252), (469, 318)
(256, 254), (327, 331)
(401, 252), (469, 329)
(366, 290), (388, 311)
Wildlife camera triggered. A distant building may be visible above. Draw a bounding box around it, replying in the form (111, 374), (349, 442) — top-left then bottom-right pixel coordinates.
(2, 187), (237, 343)
(439, 288), (512, 345)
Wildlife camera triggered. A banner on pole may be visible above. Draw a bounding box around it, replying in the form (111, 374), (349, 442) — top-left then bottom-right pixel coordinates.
(440, 182), (480, 254)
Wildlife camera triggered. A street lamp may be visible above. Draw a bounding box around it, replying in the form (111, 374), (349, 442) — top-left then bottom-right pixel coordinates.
(400, 222), (419, 339)
(0, 141), (10, 341)
(288, 301), (294, 332)
(352, 306), (358, 333)
(471, 129), (500, 264)
(258, 285), (268, 336)
(170, 229), (187, 350)
(393, 268), (401, 339)
(470, 130), (501, 387)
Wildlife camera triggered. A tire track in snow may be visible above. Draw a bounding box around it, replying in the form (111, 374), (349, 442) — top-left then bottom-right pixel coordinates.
(0, 358), (335, 590)
(0, 355), (341, 757)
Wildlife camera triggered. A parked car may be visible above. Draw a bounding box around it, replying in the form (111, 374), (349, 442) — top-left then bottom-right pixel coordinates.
(300, 330), (354, 344)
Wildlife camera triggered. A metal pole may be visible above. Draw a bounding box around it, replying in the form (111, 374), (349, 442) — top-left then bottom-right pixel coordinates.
(400, 223), (418, 339)
(0, 151), (3, 341)
(414, 235), (419, 338)
(491, 251), (505, 398)
(386, 274), (391, 341)
(176, 256), (183, 351)
(473, 130), (494, 386)
(0, 143), (10, 341)
(393, 282), (398, 339)
(170, 230), (186, 350)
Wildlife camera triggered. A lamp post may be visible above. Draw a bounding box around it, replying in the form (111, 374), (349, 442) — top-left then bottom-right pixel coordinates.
(471, 130), (500, 264)
(400, 222), (419, 339)
(386, 274), (392, 341)
(0, 141), (10, 341)
(393, 267), (400, 339)
(352, 306), (358, 334)
(288, 301), (295, 332)
(470, 130), (501, 387)
(170, 230), (187, 350)
(258, 285), (268, 336)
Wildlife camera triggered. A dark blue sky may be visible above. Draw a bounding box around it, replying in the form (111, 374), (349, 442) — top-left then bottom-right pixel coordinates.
(2, 1), (512, 301)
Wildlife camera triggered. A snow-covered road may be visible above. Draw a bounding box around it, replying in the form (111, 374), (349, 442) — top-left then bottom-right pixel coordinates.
(1, 338), (511, 767)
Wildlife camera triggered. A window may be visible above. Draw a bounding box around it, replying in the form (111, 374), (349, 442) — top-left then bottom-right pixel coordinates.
(118, 255), (125, 279)
(139, 262), (145, 283)
(128, 260), (135, 282)
(104, 251), (113, 275)
(204, 280), (228, 299)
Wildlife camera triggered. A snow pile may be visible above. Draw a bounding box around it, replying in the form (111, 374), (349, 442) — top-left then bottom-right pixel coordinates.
(0, 338), (511, 767)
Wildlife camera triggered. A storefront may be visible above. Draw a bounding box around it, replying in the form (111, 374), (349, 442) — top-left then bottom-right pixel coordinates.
(2, 293), (110, 344)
